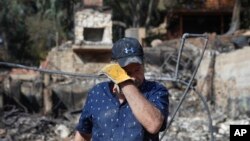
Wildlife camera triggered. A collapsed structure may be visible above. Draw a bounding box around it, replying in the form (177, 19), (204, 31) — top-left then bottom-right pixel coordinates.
(1, 0), (250, 140)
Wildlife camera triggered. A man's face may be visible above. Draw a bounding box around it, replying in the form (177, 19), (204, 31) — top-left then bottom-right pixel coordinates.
(123, 63), (144, 87)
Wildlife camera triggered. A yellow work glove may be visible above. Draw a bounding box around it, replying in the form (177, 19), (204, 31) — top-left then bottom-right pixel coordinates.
(99, 63), (131, 84)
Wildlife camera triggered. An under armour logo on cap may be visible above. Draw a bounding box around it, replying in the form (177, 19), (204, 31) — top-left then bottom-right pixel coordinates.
(124, 47), (135, 54)
(111, 37), (144, 67)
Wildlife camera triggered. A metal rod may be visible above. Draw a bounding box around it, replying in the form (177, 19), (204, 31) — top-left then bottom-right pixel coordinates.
(174, 35), (185, 80)
(0, 62), (103, 79)
(192, 88), (214, 141)
(160, 33), (209, 140)
(175, 33), (208, 80)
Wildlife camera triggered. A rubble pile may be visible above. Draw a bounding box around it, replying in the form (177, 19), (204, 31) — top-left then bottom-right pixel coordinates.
(0, 105), (76, 141)
(0, 30), (250, 141)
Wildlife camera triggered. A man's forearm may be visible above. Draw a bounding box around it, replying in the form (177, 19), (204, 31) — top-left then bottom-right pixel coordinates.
(120, 81), (164, 134)
(74, 131), (91, 141)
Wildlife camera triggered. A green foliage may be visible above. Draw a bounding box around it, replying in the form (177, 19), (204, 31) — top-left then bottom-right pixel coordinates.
(0, 0), (80, 65)
(25, 16), (56, 61)
(0, 0), (30, 62)
(110, 0), (163, 28)
(1, 0), (249, 65)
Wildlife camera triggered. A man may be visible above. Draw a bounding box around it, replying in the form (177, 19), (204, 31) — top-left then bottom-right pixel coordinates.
(74, 37), (169, 141)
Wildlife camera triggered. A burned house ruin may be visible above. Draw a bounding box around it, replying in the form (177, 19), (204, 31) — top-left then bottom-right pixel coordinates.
(166, 0), (235, 39)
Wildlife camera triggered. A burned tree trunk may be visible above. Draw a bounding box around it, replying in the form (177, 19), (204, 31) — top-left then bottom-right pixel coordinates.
(226, 0), (241, 35)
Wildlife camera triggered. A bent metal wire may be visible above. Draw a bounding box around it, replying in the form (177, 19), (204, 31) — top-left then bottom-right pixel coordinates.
(0, 33), (214, 141)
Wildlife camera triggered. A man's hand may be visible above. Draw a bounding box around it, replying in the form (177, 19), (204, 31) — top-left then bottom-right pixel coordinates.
(99, 63), (131, 84)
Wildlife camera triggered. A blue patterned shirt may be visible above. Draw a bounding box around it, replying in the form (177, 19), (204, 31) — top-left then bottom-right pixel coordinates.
(76, 80), (169, 141)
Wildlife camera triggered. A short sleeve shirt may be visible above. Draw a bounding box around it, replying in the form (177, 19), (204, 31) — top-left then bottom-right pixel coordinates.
(76, 80), (169, 141)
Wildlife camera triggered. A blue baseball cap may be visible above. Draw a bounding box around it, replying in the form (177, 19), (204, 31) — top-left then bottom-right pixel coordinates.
(112, 37), (144, 67)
